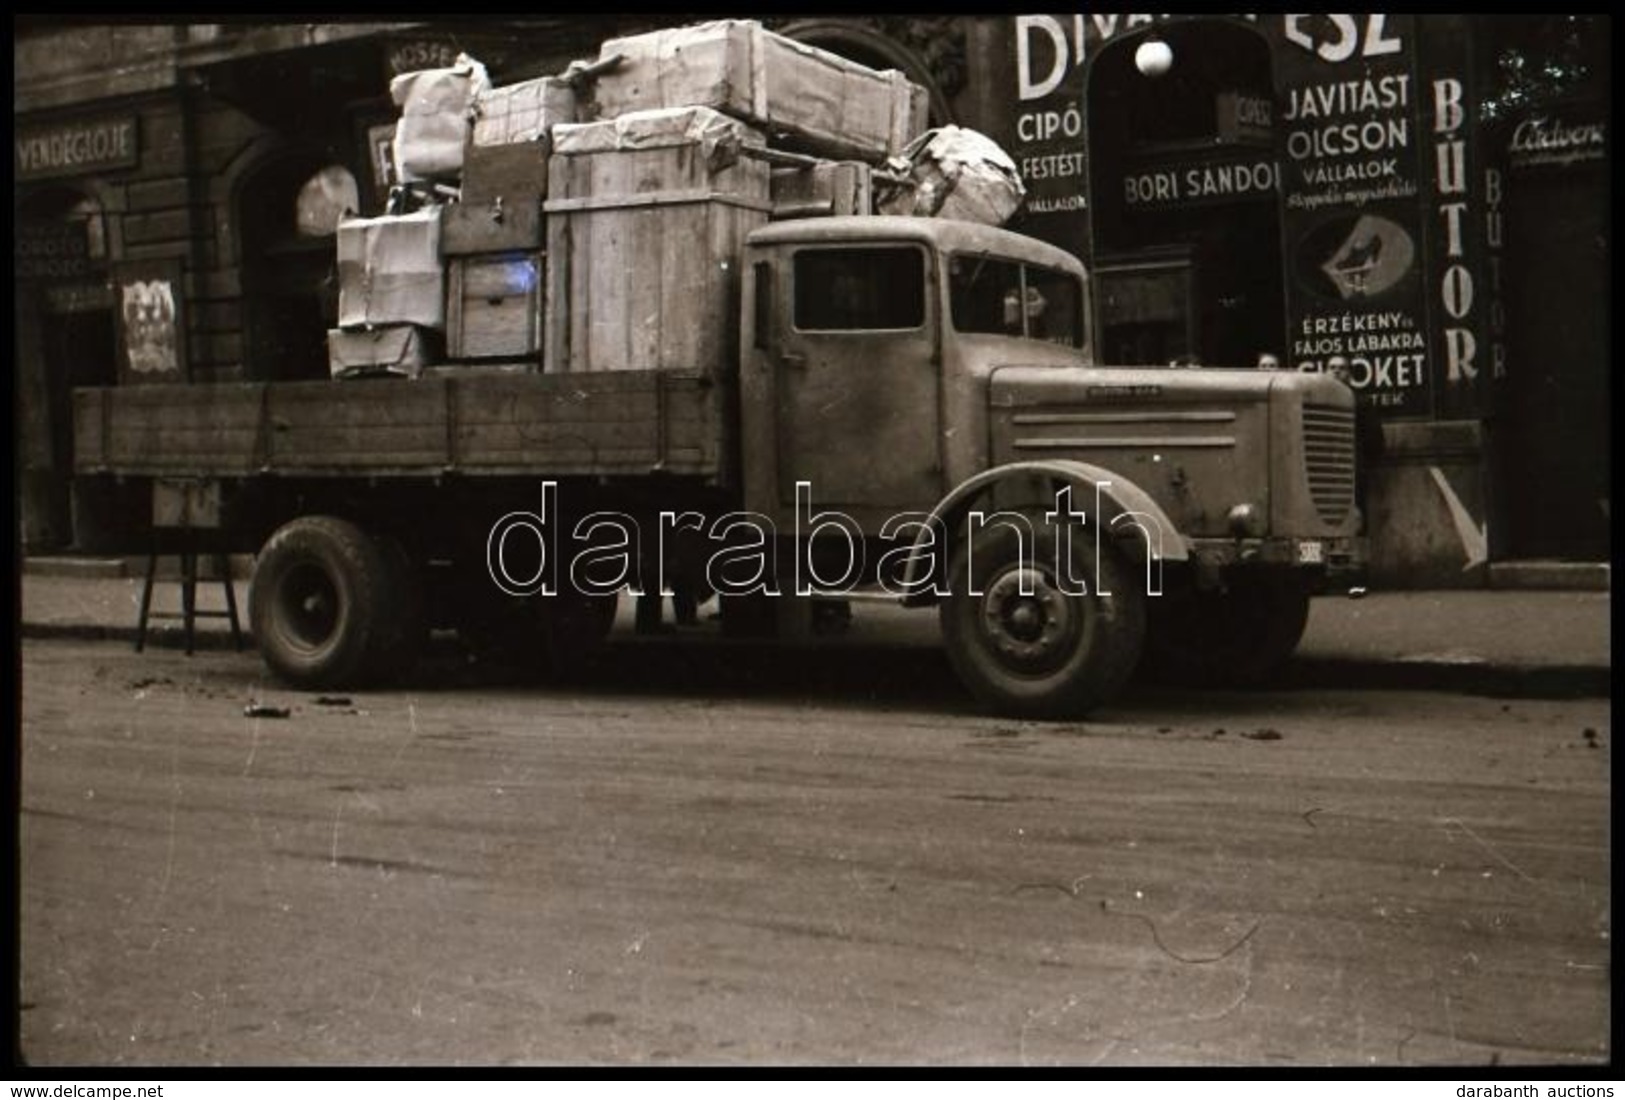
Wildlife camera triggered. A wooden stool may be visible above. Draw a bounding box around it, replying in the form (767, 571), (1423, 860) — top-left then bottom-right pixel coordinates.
(135, 549), (245, 655)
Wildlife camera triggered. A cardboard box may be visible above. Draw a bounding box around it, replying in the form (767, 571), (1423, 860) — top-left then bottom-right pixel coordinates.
(336, 208), (445, 330)
(472, 76), (577, 146)
(590, 20), (927, 161)
(327, 325), (437, 379)
(391, 58), (489, 182)
(545, 106), (771, 373)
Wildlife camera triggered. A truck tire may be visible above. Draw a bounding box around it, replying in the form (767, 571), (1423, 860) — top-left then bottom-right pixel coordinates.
(941, 514), (1146, 719)
(251, 516), (401, 690)
(1142, 572), (1311, 687)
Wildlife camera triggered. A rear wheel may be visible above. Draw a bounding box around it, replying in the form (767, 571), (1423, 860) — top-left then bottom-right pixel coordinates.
(251, 516), (402, 690)
(940, 514), (1145, 719)
(1143, 571), (1311, 687)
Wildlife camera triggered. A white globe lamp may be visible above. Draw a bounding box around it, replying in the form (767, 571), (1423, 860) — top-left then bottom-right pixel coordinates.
(1135, 38), (1173, 78)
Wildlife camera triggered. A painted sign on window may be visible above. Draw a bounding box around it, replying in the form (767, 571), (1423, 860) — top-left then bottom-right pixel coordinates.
(115, 260), (187, 384)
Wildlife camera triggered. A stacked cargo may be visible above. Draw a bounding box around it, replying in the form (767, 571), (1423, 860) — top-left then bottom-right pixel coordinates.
(328, 55), (490, 378)
(539, 19), (927, 374)
(588, 20), (927, 161)
(329, 18), (1023, 380)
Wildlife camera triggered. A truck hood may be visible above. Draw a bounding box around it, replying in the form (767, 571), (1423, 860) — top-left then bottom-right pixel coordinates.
(985, 364), (1356, 539)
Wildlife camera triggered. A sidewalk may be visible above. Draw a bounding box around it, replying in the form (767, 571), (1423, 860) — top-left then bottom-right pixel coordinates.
(17, 567), (1610, 697)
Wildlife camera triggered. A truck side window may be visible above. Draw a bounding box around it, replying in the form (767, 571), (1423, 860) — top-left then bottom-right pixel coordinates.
(793, 247), (924, 331)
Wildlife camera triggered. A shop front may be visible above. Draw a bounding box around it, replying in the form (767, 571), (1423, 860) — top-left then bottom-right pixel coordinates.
(15, 113), (135, 551)
(990, 13), (1608, 583)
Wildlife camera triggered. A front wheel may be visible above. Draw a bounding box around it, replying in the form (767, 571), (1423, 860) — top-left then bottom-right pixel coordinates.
(941, 515), (1145, 719)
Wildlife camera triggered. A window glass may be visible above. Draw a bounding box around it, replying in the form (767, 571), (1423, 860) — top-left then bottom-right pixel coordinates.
(794, 247), (924, 331)
(67, 195), (106, 261)
(949, 254), (1085, 348)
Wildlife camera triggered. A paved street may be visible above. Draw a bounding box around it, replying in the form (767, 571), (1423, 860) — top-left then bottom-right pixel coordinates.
(18, 630), (1610, 1067)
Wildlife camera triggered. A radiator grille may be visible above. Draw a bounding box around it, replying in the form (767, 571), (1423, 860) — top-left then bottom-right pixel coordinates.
(1302, 404), (1356, 525)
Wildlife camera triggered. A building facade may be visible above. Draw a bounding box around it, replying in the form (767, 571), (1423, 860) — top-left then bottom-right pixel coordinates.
(14, 16), (1610, 584)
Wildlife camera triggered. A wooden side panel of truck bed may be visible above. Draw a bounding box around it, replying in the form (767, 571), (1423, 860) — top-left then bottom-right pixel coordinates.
(74, 370), (730, 482)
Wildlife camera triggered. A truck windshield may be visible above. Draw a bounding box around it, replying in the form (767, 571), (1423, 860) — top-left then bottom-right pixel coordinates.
(948, 254), (1084, 348)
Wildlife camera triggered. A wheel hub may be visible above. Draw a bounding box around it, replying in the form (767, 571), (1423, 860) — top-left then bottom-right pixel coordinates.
(981, 566), (1075, 665)
(278, 562), (341, 650)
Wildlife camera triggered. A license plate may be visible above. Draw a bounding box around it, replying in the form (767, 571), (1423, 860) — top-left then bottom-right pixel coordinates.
(1297, 539), (1325, 564)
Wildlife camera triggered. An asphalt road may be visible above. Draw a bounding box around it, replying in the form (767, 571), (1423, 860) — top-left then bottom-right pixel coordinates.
(17, 635), (1611, 1067)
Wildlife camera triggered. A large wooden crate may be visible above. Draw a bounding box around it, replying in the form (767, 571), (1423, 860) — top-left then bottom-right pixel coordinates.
(591, 20), (928, 162)
(543, 107), (771, 374)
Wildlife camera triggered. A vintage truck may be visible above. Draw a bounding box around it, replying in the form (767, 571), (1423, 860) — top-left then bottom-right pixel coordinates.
(71, 41), (1363, 718)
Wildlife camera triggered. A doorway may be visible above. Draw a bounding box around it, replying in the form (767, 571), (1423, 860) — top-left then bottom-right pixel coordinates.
(1497, 161), (1610, 559)
(1086, 21), (1284, 368)
(39, 298), (118, 548)
(239, 155), (355, 381)
(15, 185), (118, 550)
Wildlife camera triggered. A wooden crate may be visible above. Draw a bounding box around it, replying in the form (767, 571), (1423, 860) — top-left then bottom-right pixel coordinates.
(447, 253), (543, 361)
(592, 20), (928, 161)
(769, 160), (872, 219)
(460, 140), (549, 206)
(442, 197), (543, 255)
(544, 108), (771, 374)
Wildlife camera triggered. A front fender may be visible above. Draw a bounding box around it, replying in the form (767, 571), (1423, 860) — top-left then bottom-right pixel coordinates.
(900, 460), (1189, 600)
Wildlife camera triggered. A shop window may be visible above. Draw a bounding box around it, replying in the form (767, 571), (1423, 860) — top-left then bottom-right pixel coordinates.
(68, 195), (107, 261)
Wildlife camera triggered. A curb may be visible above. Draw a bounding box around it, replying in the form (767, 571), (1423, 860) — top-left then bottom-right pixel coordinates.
(1279, 657), (1611, 700)
(20, 623), (253, 653)
(22, 555), (257, 581)
(1488, 561), (1610, 592)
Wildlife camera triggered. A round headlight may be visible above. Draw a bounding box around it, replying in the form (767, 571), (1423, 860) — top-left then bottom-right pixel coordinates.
(1227, 503), (1263, 537)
